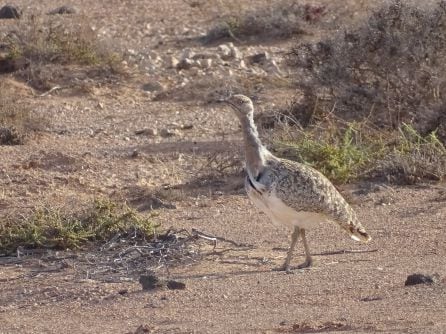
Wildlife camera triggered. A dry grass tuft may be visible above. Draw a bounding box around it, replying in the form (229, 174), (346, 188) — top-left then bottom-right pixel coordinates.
(202, 1), (325, 44)
(1, 14), (126, 91)
(371, 124), (446, 184)
(273, 118), (446, 184)
(0, 198), (157, 255)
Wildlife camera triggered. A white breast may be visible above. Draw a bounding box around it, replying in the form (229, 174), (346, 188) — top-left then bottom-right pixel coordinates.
(247, 186), (327, 230)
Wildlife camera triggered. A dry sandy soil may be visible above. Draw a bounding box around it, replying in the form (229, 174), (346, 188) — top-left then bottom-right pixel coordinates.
(1, 1), (446, 333)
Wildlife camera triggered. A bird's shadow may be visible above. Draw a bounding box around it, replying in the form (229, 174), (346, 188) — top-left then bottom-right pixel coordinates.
(170, 248), (378, 281)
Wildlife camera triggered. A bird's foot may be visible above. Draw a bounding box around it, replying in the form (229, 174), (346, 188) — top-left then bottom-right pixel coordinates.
(297, 258), (313, 269)
(272, 263), (294, 274)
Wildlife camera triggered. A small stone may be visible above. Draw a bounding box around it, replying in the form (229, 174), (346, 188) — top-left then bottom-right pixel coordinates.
(141, 81), (164, 92)
(180, 124), (193, 130)
(238, 60), (247, 70)
(0, 5), (22, 19)
(167, 56), (179, 68)
(229, 45), (243, 59)
(166, 280), (186, 290)
(249, 51), (270, 64)
(48, 5), (77, 15)
(135, 128), (157, 136)
(217, 44), (232, 60)
(127, 49), (137, 56)
(176, 58), (194, 70)
(160, 129), (176, 137)
(181, 48), (195, 60)
(198, 58), (212, 69)
(405, 273), (438, 286)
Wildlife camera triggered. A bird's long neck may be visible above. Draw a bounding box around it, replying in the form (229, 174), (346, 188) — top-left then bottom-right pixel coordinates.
(239, 115), (269, 180)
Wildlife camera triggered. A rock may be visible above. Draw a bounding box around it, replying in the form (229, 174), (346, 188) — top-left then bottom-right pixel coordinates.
(238, 60), (247, 70)
(0, 5), (22, 19)
(405, 273), (439, 286)
(217, 44), (232, 60)
(181, 48), (195, 60)
(127, 49), (137, 56)
(176, 58), (194, 70)
(249, 51), (270, 64)
(139, 275), (185, 291)
(166, 280), (186, 290)
(166, 56), (179, 68)
(135, 128), (157, 136)
(141, 81), (164, 92)
(48, 5), (77, 15)
(180, 124), (193, 130)
(197, 58), (212, 69)
(139, 275), (163, 290)
(160, 128), (177, 137)
(229, 43), (242, 59)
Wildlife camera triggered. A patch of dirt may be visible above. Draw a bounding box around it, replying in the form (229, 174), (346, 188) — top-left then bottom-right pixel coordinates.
(1, 1), (445, 333)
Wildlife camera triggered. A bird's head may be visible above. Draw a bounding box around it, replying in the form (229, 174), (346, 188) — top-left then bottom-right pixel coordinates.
(224, 94), (254, 119)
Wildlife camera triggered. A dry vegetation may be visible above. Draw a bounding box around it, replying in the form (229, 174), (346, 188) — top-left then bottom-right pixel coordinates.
(274, 0), (446, 184)
(1, 14), (125, 91)
(0, 199), (156, 255)
(1, 1), (446, 332)
(202, 1), (324, 44)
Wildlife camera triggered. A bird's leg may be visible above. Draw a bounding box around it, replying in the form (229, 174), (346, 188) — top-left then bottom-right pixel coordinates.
(297, 229), (313, 269)
(274, 226), (300, 273)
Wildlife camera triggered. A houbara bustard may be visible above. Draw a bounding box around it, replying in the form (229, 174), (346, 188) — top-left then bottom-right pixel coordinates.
(225, 94), (371, 273)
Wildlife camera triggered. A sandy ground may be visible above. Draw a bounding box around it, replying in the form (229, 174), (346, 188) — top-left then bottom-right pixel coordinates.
(1, 1), (446, 333)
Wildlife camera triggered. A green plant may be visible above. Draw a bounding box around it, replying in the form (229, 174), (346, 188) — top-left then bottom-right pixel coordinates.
(0, 199), (157, 254)
(274, 121), (446, 184)
(275, 123), (377, 183)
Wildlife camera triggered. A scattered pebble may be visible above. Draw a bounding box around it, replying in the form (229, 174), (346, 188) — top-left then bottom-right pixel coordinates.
(135, 128), (157, 136)
(0, 5), (22, 19)
(139, 275), (186, 290)
(405, 273), (439, 286)
(166, 280), (186, 290)
(48, 5), (78, 15)
(160, 128), (176, 137)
